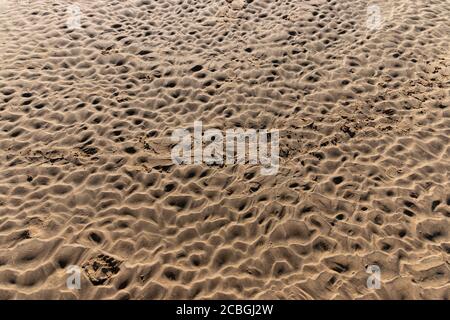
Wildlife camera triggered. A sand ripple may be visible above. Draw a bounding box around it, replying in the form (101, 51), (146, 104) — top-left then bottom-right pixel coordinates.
(0, 0), (449, 299)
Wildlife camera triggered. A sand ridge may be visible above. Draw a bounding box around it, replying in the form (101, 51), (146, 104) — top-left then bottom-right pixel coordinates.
(0, 0), (449, 299)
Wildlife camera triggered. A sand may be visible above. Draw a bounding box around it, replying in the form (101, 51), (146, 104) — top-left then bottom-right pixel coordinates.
(0, 0), (449, 299)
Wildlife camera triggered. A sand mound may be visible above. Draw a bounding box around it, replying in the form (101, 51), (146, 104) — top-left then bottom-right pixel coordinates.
(0, 0), (449, 299)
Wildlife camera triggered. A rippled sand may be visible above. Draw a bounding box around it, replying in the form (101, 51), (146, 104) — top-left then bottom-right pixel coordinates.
(0, 0), (449, 299)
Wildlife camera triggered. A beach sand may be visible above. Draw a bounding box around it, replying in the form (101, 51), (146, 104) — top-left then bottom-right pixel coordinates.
(0, 0), (449, 299)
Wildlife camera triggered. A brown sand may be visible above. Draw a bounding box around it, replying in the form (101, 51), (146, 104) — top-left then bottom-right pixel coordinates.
(0, 0), (449, 299)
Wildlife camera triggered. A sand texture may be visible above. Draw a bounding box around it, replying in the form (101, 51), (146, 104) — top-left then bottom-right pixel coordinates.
(0, 0), (449, 299)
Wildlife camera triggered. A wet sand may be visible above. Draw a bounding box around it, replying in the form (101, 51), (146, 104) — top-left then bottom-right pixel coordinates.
(0, 0), (449, 299)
